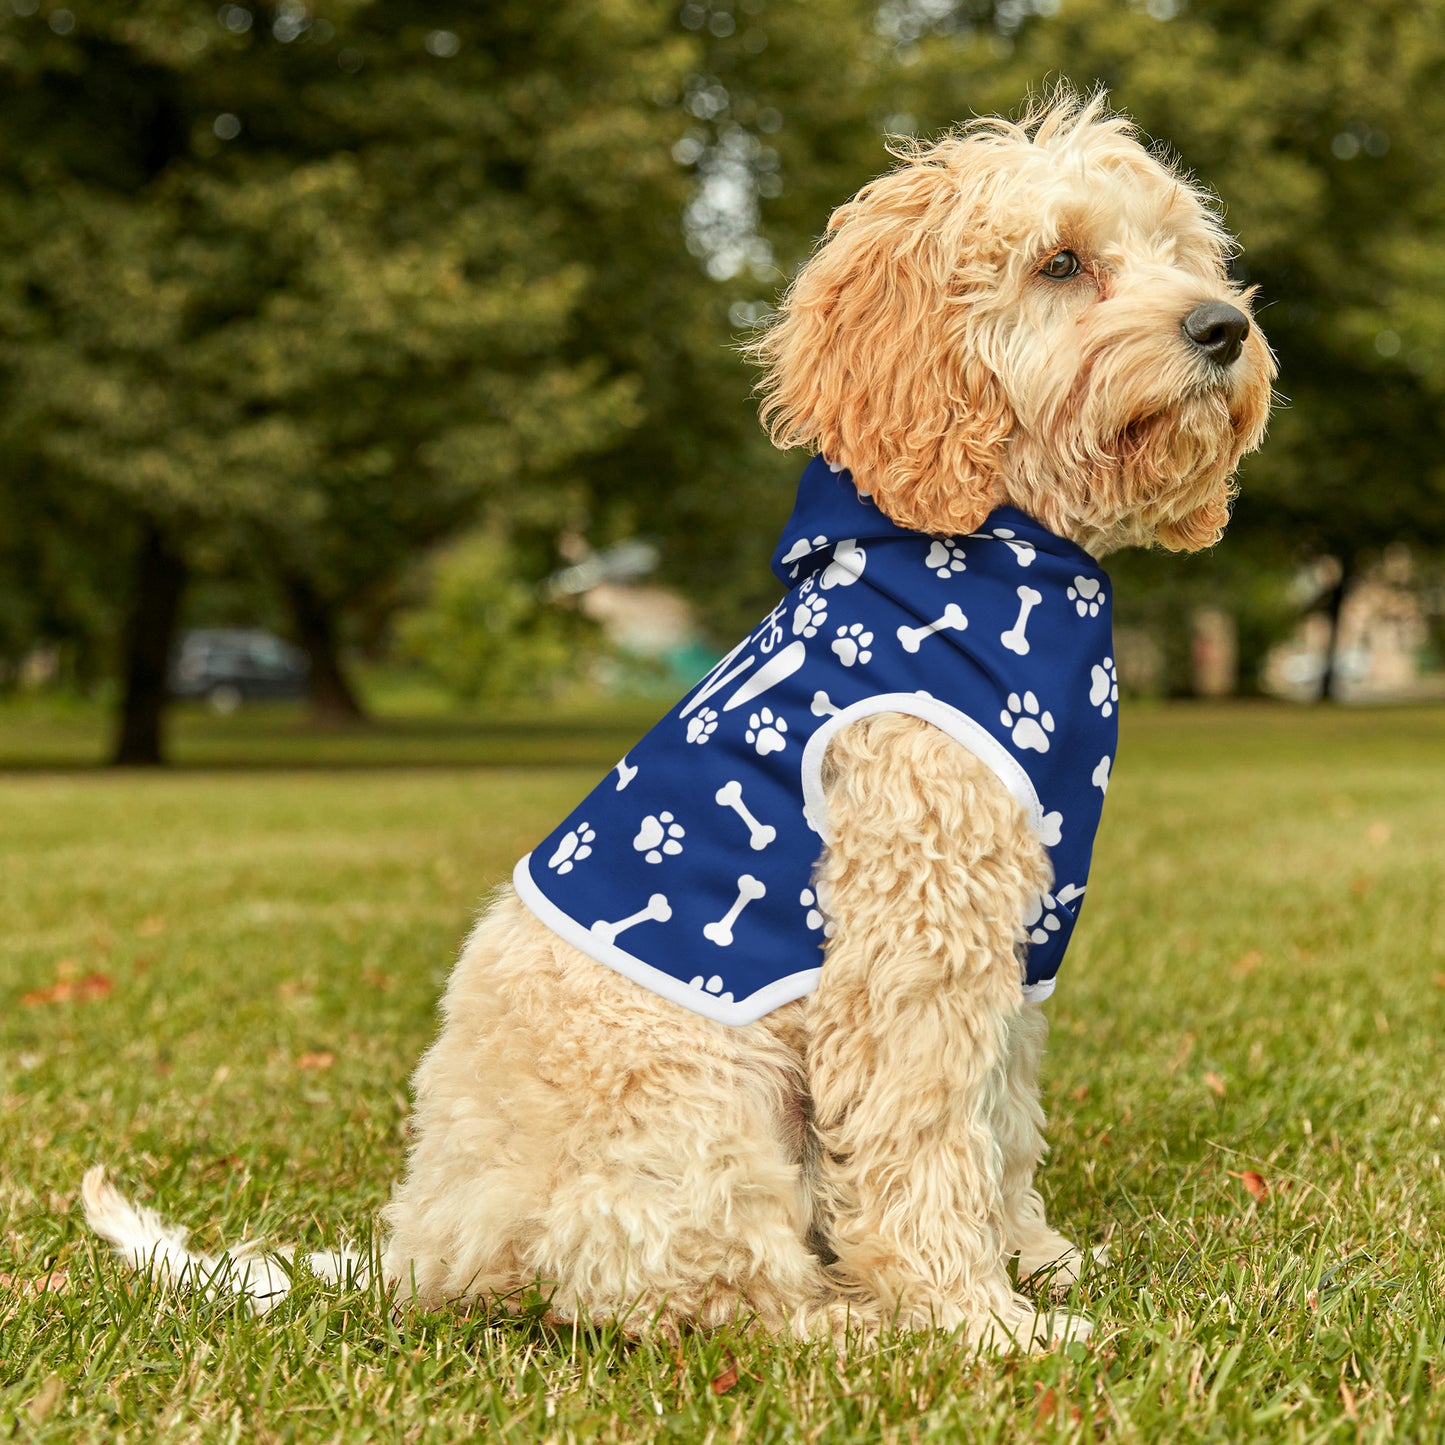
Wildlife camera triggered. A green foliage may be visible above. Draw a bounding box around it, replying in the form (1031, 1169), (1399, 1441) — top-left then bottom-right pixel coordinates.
(395, 532), (597, 705)
(0, 0), (682, 620)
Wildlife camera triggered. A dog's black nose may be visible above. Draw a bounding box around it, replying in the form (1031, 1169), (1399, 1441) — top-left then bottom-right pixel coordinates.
(1182, 302), (1250, 367)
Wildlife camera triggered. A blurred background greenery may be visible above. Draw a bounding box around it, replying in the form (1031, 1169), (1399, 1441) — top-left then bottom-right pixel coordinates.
(2, 0), (1444, 765)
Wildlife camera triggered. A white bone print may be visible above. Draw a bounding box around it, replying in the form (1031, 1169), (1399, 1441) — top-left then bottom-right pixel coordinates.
(590, 893), (671, 945)
(986, 527), (1036, 566)
(999, 585), (1044, 656)
(896, 603), (968, 654)
(614, 756), (637, 791)
(703, 874), (766, 946)
(715, 779), (776, 850)
(810, 689), (839, 718)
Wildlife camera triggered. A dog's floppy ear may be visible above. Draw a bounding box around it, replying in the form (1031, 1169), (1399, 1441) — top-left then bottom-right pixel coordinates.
(750, 144), (1013, 536)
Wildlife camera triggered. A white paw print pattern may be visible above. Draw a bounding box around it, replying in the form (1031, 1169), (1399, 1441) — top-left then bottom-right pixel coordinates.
(831, 623), (873, 667)
(1092, 755), (1112, 793)
(547, 822), (595, 874)
(800, 887), (837, 938)
(1000, 691), (1054, 753)
(1023, 882), (1084, 946)
(746, 707), (788, 756)
(792, 591), (829, 638)
(633, 812), (684, 864)
(779, 533), (828, 579)
(925, 539), (967, 578)
(1090, 657), (1119, 718)
(821, 538), (867, 589)
(1022, 891), (1066, 947)
(1068, 575), (1106, 617)
(687, 973), (734, 1003)
(686, 707), (719, 744)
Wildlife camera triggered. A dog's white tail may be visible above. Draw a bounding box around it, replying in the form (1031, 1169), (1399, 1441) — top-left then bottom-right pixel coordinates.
(81, 1166), (368, 1315)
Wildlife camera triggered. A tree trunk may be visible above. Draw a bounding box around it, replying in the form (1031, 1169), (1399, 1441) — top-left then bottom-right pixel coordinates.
(1317, 553), (1355, 703)
(284, 572), (367, 724)
(111, 523), (187, 766)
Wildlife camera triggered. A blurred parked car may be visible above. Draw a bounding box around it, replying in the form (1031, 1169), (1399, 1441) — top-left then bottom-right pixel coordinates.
(169, 629), (310, 712)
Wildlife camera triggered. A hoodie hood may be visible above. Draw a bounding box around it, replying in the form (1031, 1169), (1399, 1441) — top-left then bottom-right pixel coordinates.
(771, 455), (1099, 593)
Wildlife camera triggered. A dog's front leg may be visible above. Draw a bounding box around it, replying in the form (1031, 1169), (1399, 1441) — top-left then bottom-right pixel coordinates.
(994, 1004), (1096, 1290)
(806, 713), (1088, 1350)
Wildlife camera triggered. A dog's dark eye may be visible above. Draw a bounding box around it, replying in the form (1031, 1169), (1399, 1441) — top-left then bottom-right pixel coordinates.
(1041, 250), (1081, 280)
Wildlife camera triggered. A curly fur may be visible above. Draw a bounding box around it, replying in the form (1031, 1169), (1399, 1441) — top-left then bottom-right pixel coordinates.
(85, 89), (1273, 1353)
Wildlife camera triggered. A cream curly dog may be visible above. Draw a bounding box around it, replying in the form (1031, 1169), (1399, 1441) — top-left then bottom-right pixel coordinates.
(85, 93), (1273, 1350)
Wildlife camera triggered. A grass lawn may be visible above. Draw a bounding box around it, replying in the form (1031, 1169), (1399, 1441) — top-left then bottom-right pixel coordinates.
(2, 701), (1443, 1442)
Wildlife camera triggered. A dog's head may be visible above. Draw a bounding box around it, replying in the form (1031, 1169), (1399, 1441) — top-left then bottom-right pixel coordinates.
(752, 91), (1275, 553)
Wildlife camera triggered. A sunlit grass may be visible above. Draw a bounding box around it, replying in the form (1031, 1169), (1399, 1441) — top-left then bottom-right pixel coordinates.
(2, 703), (1443, 1441)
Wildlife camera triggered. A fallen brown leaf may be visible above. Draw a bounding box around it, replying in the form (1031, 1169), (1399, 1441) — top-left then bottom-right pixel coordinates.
(1204, 1071), (1227, 1098)
(295, 1051), (334, 1071)
(0, 1268), (70, 1298)
(1433, 973), (1445, 990)
(21, 973), (113, 1007)
(1231, 950), (1263, 978)
(1167, 1033), (1197, 1073)
(1069, 1083), (1089, 1103)
(1034, 1386), (1058, 1426)
(1228, 1169), (1268, 1200)
(27, 1375), (64, 1423)
(710, 1356), (740, 1396)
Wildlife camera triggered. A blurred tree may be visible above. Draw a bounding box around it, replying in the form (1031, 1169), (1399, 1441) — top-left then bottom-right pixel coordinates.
(395, 529), (597, 705)
(0, 0), (689, 758)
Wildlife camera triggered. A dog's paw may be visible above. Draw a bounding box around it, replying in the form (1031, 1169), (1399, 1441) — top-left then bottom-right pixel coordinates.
(970, 1297), (1093, 1354)
(1018, 1244), (1083, 1290)
(1017, 1239), (1110, 1294)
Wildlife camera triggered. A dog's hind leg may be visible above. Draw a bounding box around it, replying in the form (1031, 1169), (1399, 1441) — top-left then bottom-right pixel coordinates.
(804, 713), (1090, 1350)
(383, 893), (836, 1339)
